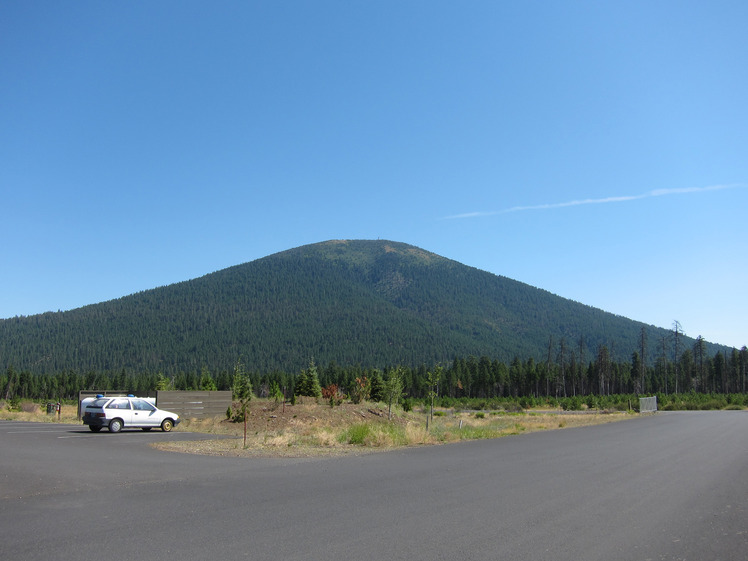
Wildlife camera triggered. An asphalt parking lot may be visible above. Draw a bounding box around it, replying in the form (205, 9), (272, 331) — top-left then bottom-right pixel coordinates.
(2, 412), (747, 561)
(0, 420), (246, 500)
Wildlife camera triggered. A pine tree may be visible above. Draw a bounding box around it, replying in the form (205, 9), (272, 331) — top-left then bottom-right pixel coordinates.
(294, 369), (309, 398)
(295, 359), (322, 398)
(232, 359), (253, 447)
(269, 380), (283, 402)
(306, 359), (322, 398)
(369, 370), (385, 402)
(199, 366), (218, 391)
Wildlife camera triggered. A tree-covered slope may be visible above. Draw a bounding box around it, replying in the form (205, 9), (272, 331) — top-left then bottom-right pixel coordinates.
(0, 240), (727, 374)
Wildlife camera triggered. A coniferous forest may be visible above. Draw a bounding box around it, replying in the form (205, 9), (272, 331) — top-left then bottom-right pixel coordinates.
(1, 240), (745, 405)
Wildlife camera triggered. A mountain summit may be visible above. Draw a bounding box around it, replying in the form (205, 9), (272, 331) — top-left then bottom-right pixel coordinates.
(0, 239), (708, 374)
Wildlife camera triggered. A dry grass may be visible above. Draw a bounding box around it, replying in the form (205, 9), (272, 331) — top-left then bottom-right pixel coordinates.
(158, 404), (633, 457)
(0, 402), (80, 424)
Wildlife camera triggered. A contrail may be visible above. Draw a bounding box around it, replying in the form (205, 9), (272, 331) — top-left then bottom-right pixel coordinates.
(444, 183), (743, 219)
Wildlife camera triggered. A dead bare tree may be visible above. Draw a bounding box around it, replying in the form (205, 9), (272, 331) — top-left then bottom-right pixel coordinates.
(673, 321), (683, 394)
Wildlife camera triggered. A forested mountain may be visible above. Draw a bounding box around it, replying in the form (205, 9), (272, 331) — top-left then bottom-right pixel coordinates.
(0, 239), (731, 376)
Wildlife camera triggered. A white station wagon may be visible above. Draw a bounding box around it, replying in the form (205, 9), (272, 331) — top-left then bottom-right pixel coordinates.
(82, 396), (180, 433)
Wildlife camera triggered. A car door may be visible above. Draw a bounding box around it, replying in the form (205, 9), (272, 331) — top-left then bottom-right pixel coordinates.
(131, 399), (159, 428)
(105, 398), (134, 427)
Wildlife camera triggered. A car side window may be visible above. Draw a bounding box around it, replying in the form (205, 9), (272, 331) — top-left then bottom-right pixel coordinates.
(107, 398), (131, 410)
(133, 399), (156, 411)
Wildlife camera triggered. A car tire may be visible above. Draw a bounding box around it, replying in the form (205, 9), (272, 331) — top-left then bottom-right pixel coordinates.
(89, 425), (102, 432)
(161, 419), (174, 432)
(109, 418), (123, 433)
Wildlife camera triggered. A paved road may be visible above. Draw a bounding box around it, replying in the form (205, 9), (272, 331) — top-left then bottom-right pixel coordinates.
(1, 412), (746, 560)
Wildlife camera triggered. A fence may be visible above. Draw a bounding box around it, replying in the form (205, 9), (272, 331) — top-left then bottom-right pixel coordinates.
(155, 391), (232, 419)
(639, 396), (657, 413)
(77, 390), (231, 420)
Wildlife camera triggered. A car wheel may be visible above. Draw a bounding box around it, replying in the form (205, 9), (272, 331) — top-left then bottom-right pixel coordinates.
(141, 427), (152, 431)
(89, 425), (102, 432)
(161, 419), (174, 432)
(109, 418), (123, 433)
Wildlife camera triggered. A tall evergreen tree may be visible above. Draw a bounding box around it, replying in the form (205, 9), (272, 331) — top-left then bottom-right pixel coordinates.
(596, 345), (611, 395)
(199, 366), (218, 391)
(369, 369), (385, 402)
(295, 359), (322, 398)
(232, 359), (253, 446)
(639, 327), (647, 394)
(631, 351), (642, 395)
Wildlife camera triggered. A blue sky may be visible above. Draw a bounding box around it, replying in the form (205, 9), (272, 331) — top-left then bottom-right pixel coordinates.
(2, 1), (746, 349)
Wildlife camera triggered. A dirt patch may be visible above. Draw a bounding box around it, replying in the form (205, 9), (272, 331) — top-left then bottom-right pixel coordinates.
(154, 438), (383, 458)
(194, 399), (404, 433)
(152, 399), (408, 457)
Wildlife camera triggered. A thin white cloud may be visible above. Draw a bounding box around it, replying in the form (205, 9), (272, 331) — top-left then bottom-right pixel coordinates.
(444, 183), (744, 219)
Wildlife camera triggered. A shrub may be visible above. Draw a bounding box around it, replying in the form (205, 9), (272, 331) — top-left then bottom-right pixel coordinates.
(699, 400), (726, 410)
(340, 424), (372, 446)
(472, 399), (490, 410)
(518, 397), (533, 410)
(321, 384), (344, 407)
(436, 396), (458, 409)
(487, 399), (504, 410)
(350, 376), (370, 404)
(561, 397), (582, 411)
(501, 401), (522, 413)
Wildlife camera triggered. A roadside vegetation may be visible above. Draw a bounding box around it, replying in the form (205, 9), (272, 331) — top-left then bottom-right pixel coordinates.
(157, 399), (636, 457)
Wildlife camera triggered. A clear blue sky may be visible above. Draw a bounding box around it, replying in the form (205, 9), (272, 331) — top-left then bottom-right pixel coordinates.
(2, 1), (746, 349)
